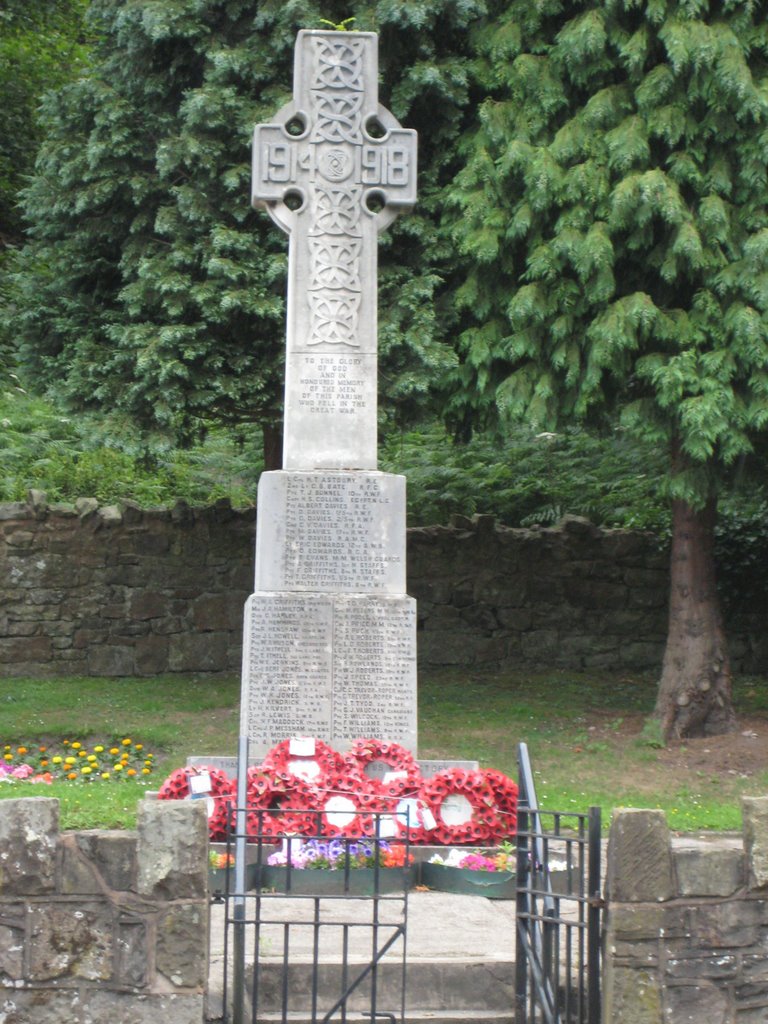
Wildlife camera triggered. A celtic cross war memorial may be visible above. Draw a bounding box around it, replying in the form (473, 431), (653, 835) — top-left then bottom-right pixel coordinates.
(239, 29), (419, 755)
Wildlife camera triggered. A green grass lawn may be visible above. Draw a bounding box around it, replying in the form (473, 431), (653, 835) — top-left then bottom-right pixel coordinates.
(1, 669), (767, 831)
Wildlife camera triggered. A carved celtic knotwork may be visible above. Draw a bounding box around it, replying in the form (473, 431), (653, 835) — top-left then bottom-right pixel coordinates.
(308, 292), (361, 347)
(311, 93), (363, 145)
(309, 237), (362, 292)
(312, 37), (364, 91)
(314, 186), (362, 236)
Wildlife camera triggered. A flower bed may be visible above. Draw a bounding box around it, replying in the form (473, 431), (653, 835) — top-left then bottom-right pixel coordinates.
(1, 738), (155, 784)
(422, 845), (516, 899)
(260, 837), (417, 895)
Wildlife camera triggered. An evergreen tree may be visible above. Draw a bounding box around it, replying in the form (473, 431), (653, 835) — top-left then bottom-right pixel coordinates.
(448, 0), (768, 739)
(0, 0), (88, 247)
(8, 0), (487, 459)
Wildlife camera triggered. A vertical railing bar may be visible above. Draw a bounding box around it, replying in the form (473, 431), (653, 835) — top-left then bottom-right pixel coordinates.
(587, 806), (602, 1024)
(311, 896), (321, 1023)
(341, 923), (349, 1024)
(280, 919), (290, 1024)
(515, 800), (531, 1024)
(401, 819), (410, 1024)
(563, 912), (572, 1023)
(231, 735), (249, 1024)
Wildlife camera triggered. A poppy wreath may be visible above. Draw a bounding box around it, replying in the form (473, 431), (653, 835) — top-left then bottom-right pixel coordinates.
(388, 794), (437, 845)
(346, 738), (422, 797)
(244, 767), (319, 839)
(310, 771), (386, 838)
(261, 738), (340, 782)
(157, 765), (233, 841)
(482, 768), (519, 840)
(420, 768), (501, 845)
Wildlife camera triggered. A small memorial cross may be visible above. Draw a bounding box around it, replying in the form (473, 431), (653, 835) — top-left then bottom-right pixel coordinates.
(252, 30), (417, 470)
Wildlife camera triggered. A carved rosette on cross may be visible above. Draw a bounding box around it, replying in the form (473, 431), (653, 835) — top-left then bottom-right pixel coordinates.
(252, 31), (417, 470)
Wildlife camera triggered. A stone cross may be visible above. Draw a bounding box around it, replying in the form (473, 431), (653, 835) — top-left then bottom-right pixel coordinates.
(252, 30), (417, 470)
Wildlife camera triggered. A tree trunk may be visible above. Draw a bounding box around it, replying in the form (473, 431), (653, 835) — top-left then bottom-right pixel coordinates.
(262, 421), (283, 471)
(654, 454), (737, 741)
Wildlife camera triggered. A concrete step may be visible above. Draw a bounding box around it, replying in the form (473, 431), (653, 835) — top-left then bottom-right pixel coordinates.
(249, 1013), (512, 1023)
(246, 958), (515, 1015)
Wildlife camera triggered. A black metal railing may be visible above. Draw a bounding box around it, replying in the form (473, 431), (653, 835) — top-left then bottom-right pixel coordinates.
(515, 743), (601, 1024)
(216, 740), (410, 1024)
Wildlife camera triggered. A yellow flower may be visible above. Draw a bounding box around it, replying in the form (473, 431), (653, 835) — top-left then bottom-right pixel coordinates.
(94, 745), (104, 753)
(122, 738), (131, 746)
(87, 755), (97, 762)
(101, 772), (110, 779)
(142, 768), (151, 775)
(78, 750), (87, 757)
(110, 747), (119, 755)
(71, 742), (81, 750)
(65, 756), (76, 765)
(52, 756), (62, 764)
(113, 763), (124, 771)
(3, 745), (9, 751)
(3, 754), (12, 762)
(135, 744), (143, 751)
(81, 766), (92, 775)
(144, 760), (152, 767)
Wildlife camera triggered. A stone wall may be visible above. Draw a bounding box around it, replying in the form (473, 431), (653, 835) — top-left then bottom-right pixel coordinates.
(1, 496), (766, 677)
(0, 796), (209, 1023)
(603, 803), (768, 1024)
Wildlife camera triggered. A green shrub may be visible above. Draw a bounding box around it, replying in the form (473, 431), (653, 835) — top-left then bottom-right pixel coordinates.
(380, 425), (670, 532)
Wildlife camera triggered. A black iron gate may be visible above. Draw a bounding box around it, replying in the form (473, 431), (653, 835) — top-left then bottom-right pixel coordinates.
(514, 742), (602, 1024)
(217, 794), (409, 1023)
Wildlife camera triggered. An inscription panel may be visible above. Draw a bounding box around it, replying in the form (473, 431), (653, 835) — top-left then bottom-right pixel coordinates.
(255, 470), (406, 593)
(241, 594), (333, 748)
(333, 596), (417, 748)
(284, 352), (377, 470)
(240, 593), (417, 755)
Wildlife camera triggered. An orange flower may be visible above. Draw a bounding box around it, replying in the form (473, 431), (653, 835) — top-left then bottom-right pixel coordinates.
(17, 746), (27, 755)
(126, 768), (137, 777)
(67, 772), (78, 780)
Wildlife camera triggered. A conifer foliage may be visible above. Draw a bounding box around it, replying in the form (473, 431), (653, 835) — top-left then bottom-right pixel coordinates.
(449, 0), (768, 738)
(11, 0), (480, 447)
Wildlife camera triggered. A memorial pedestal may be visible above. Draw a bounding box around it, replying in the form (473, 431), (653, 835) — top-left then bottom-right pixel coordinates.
(240, 471), (418, 758)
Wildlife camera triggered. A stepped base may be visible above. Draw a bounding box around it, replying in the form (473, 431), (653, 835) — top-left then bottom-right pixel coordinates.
(207, 892), (516, 1023)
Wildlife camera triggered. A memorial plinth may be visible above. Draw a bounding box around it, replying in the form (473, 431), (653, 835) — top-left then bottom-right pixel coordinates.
(240, 30), (419, 757)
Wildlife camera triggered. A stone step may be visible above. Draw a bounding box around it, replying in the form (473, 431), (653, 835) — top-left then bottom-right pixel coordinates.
(245, 958), (515, 1016)
(249, 1013), (513, 1023)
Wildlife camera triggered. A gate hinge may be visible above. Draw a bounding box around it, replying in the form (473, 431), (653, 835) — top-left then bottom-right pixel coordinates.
(588, 895), (606, 909)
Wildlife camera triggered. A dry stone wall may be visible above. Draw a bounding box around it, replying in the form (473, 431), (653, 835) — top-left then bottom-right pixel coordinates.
(603, 802), (768, 1024)
(1, 496), (765, 678)
(0, 796), (209, 1024)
